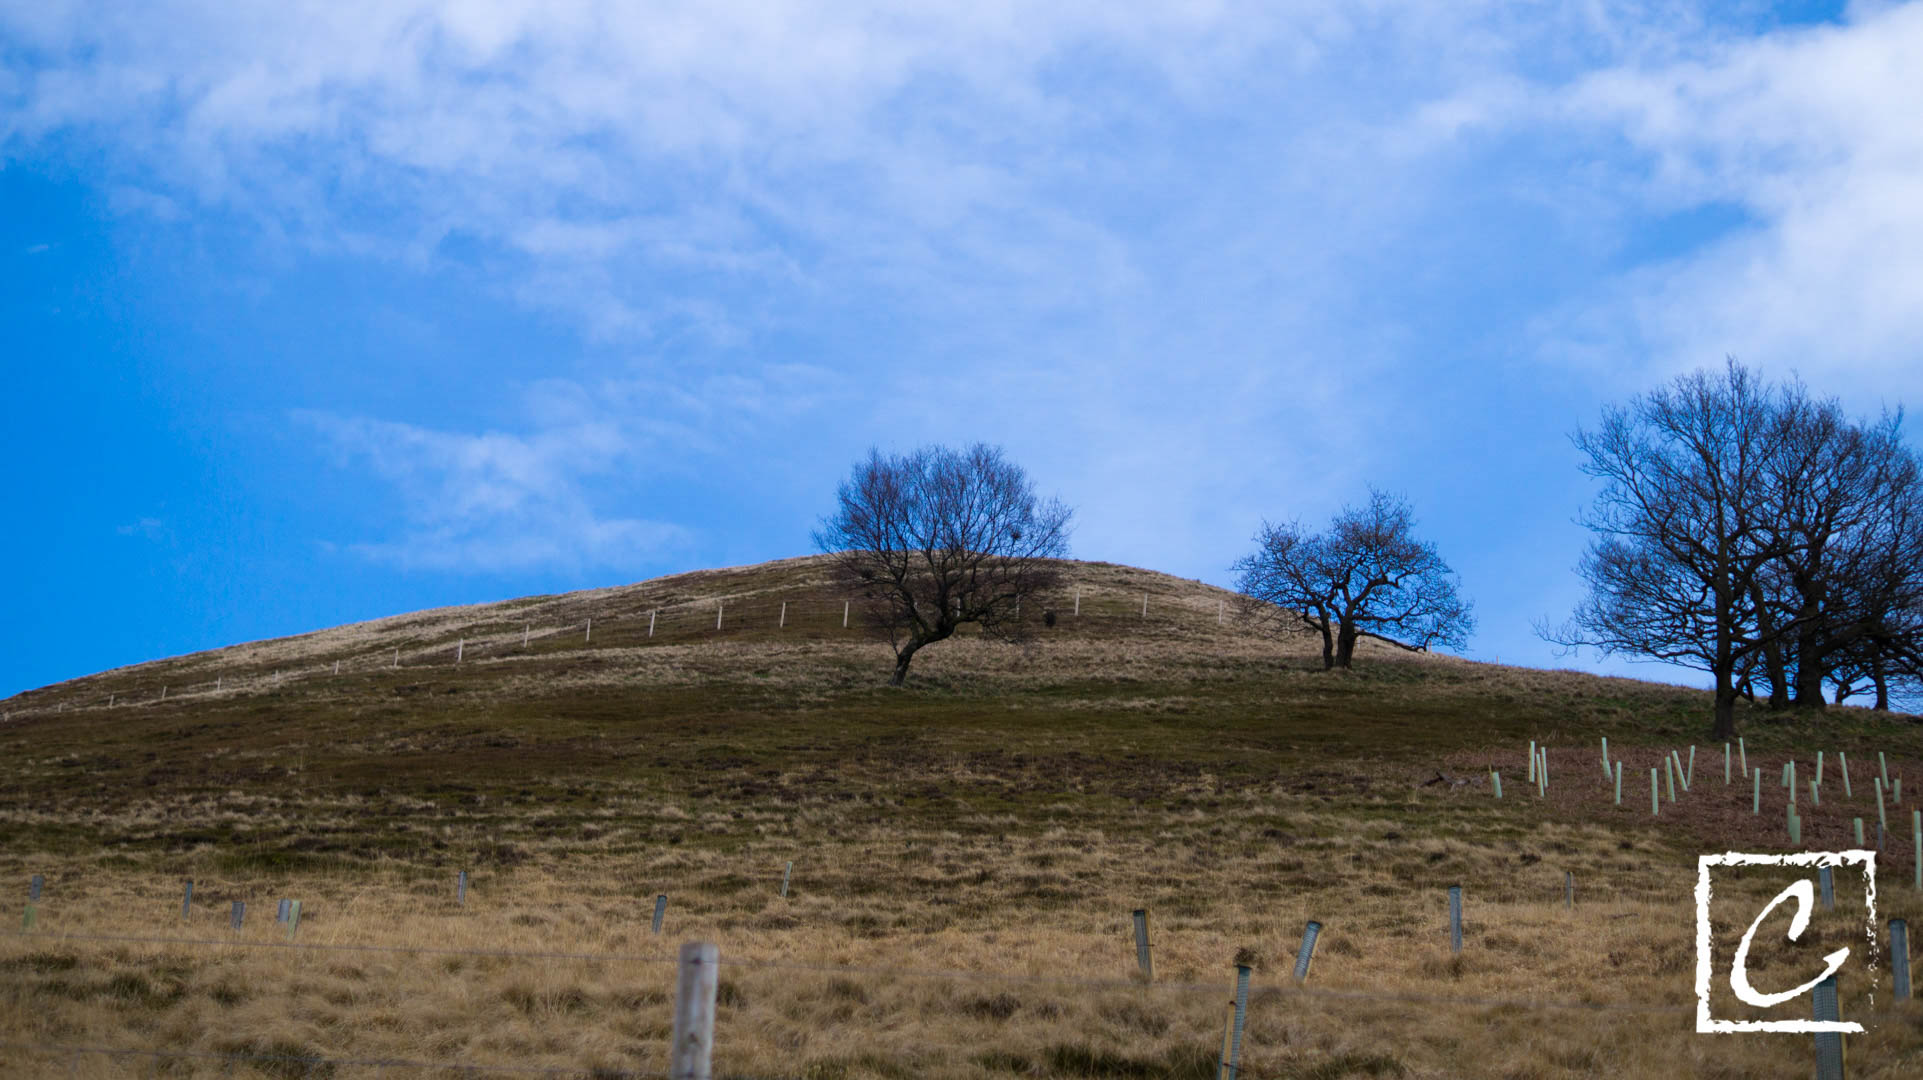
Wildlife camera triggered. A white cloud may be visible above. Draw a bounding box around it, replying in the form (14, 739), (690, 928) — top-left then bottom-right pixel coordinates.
(296, 363), (847, 572)
(1482, 3), (1923, 403)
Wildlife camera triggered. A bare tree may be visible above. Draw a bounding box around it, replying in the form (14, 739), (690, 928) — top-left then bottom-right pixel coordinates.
(815, 443), (1072, 686)
(1542, 360), (1796, 740)
(1234, 489), (1473, 670)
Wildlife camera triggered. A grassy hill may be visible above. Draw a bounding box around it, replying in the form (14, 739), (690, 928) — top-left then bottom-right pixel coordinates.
(4, 556), (1921, 1078)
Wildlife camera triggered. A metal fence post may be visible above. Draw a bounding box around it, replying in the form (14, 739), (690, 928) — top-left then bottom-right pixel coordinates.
(780, 861), (792, 899)
(1891, 919), (1911, 1001)
(29, 875), (42, 903)
(670, 942), (719, 1080)
(1293, 921), (1322, 981)
(1132, 909), (1153, 980)
(230, 901), (245, 930)
(181, 880), (193, 920)
(277, 899), (290, 923)
(1449, 885), (1463, 953)
(1812, 974), (1844, 1080)
(457, 870), (467, 907)
(653, 894), (668, 935)
(1216, 963), (1252, 1080)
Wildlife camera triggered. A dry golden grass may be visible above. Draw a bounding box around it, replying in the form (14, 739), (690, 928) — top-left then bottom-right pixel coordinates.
(5, 556), (1923, 1077)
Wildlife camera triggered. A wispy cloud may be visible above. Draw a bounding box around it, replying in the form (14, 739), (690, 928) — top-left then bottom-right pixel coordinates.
(1416, 3), (1923, 404)
(296, 364), (845, 573)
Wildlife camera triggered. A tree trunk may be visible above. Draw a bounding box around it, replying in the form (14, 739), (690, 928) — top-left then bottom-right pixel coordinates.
(1318, 619), (1335, 671)
(1712, 671), (1739, 741)
(1334, 624), (1359, 669)
(889, 639), (926, 686)
(1793, 583), (1827, 709)
(1752, 584), (1789, 710)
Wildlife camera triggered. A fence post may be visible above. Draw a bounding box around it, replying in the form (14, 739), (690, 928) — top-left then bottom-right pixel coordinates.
(653, 894), (668, 934)
(1811, 974), (1844, 1080)
(231, 900), (245, 930)
(181, 880), (193, 920)
(277, 899), (290, 923)
(1132, 909), (1153, 980)
(671, 942), (719, 1080)
(457, 870), (467, 907)
(780, 861), (792, 899)
(1449, 885), (1463, 953)
(1293, 920), (1322, 980)
(1565, 872), (1574, 909)
(1820, 866), (1834, 910)
(29, 875), (41, 903)
(1216, 963), (1252, 1080)
(1892, 919), (1912, 1001)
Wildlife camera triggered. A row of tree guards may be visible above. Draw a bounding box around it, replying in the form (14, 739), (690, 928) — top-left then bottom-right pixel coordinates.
(1491, 739), (1923, 888)
(18, 867), (1914, 1079)
(8, 586), (1240, 719)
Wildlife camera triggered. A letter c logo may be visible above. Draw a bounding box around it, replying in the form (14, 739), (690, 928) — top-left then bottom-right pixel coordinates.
(1731, 878), (1849, 1008)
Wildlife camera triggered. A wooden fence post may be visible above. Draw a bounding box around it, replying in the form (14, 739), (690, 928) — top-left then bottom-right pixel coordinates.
(670, 942), (719, 1080)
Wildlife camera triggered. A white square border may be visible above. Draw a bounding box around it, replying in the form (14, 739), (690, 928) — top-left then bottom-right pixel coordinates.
(1695, 850), (1877, 1033)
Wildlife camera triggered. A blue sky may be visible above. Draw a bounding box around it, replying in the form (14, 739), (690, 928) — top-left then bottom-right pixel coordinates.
(6, 1), (1922, 699)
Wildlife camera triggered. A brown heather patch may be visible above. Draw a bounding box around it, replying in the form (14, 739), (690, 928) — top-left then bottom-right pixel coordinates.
(4, 556), (1923, 1076)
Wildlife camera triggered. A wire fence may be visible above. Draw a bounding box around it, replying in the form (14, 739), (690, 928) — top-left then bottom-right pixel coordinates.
(1, 584), (1252, 720)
